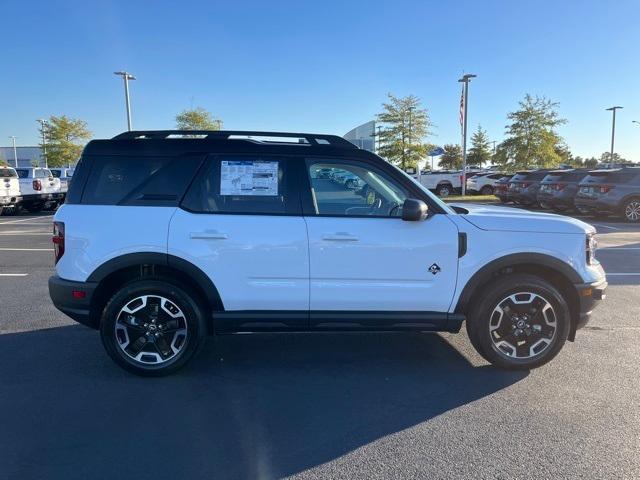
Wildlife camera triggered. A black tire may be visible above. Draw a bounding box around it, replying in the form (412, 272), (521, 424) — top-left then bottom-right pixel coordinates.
(100, 279), (207, 376)
(435, 184), (452, 197)
(480, 185), (494, 195)
(466, 274), (570, 370)
(622, 197), (640, 223)
(1, 206), (17, 216)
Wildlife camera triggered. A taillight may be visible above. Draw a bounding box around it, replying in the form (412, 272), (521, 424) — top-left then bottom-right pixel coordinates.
(599, 185), (611, 194)
(554, 183), (567, 191)
(33, 179), (42, 191)
(53, 222), (65, 264)
(522, 182), (531, 188)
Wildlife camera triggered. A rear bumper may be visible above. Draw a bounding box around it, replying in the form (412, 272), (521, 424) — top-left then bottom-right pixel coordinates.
(574, 196), (617, 213)
(0, 195), (22, 205)
(572, 277), (607, 336)
(48, 275), (99, 329)
(537, 192), (573, 209)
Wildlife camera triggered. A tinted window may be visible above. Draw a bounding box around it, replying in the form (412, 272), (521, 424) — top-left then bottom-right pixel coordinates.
(0, 168), (17, 178)
(50, 170), (61, 178)
(182, 156), (297, 215)
(307, 160), (409, 217)
(16, 169), (28, 178)
(487, 173), (505, 179)
(82, 155), (203, 205)
(35, 169), (51, 178)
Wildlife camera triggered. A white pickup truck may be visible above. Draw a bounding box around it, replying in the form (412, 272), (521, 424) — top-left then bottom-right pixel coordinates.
(16, 167), (63, 213)
(415, 170), (462, 197)
(50, 167), (75, 201)
(0, 166), (22, 215)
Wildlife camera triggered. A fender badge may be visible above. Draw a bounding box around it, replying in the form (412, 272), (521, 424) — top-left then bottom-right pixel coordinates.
(429, 263), (441, 275)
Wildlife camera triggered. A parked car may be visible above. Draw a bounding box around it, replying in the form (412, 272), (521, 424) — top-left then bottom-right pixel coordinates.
(49, 167), (75, 201)
(49, 130), (606, 376)
(0, 166), (23, 215)
(416, 170), (461, 196)
(16, 167), (63, 213)
(507, 170), (551, 206)
(493, 175), (513, 203)
(574, 167), (640, 222)
(467, 172), (506, 195)
(537, 169), (592, 212)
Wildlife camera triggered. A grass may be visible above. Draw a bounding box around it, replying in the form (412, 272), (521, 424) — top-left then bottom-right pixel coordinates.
(443, 194), (500, 202)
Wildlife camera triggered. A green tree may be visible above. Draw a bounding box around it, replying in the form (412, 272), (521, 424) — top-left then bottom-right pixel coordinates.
(494, 94), (567, 170)
(41, 115), (92, 167)
(438, 144), (462, 169)
(584, 157), (599, 168)
(376, 94), (433, 170)
(599, 152), (630, 164)
(467, 125), (492, 166)
(175, 107), (222, 131)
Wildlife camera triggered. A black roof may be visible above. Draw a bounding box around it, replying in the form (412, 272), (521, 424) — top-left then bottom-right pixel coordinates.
(83, 130), (372, 159)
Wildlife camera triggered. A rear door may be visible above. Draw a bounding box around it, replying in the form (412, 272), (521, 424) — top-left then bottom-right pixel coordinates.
(169, 155), (309, 326)
(302, 157), (459, 326)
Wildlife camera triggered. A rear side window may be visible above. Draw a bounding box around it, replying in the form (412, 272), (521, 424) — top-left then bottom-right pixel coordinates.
(81, 155), (204, 206)
(0, 168), (18, 178)
(50, 170), (61, 178)
(16, 169), (28, 178)
(181, 156), (298, 215)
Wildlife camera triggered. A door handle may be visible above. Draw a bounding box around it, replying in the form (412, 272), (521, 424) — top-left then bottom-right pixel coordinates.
(190, 231), (228, 240)
(322, 233), (359, 242)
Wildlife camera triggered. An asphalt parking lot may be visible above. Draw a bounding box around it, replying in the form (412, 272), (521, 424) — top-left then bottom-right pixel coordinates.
(0, 211), (639, 480)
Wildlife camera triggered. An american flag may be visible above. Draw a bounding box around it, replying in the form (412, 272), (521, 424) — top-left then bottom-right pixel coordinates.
(459, 86), (465, 131)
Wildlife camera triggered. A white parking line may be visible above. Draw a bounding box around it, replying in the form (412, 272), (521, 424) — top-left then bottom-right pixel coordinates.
(594, 224), (622, 231)
(0, 273), (29, 277)
(0, 248), (53, 251)
(598, 248), (640, 251)
(606, 273), (640, 276)
(0, 216), (52, 225)
(0, 232), (51, 236)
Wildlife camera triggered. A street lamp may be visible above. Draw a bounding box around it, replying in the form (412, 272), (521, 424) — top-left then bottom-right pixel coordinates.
(114, 71), (136, 131)
(458, 73), (477, 195)
(36, 119), (48, 168)
(8, 136), (18, 168)
(605, 106), (623, 162)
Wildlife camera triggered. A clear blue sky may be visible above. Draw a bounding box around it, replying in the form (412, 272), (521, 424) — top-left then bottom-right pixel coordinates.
(3, 0), (639, 160)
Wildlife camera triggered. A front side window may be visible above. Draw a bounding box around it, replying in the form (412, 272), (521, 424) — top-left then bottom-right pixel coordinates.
(307, 160), (409, 217)
(181, 156), (297, 215)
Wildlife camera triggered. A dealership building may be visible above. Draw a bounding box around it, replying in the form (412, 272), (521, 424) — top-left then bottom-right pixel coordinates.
(343, 121), (376, 152)
(0, 146), (43, 168)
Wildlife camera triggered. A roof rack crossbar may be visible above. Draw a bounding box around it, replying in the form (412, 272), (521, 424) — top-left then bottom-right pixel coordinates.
(112, 130), (358, 149)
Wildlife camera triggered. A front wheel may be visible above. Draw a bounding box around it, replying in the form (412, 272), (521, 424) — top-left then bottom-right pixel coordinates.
(466, 274), (570, 370)
(435, 184), (452, 197)
(100, 280), (207, 376)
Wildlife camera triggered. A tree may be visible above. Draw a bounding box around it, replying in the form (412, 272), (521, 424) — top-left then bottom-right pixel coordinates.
(467, 125), (492, 166)
(494, 94), (567, 170)
(376, 94), (433, 170)
(42, 115), (92, 167)
(175, 107), (222, 131)
(599, 152), (631, 164)
(438, 144), (462, 169)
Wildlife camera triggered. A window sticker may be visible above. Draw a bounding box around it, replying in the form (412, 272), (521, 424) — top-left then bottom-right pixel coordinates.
(220, 160), (279, 196)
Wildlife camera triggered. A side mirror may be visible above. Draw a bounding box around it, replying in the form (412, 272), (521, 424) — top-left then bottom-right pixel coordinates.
(402, 198), (428, 221)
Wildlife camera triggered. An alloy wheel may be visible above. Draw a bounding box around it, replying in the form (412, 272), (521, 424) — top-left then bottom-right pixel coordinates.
(488, 292), (557, 359)
(115, 295), (188, 365)
(625, 201), (640, 222)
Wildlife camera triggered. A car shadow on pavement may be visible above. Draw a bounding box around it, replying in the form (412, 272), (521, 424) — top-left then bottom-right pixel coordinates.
(0, 325), (527, 480)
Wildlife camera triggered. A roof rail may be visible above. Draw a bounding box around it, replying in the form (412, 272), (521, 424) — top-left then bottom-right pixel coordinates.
(111, 130), (358, 149)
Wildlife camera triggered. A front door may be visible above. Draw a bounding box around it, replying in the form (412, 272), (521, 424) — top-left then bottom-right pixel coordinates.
(303, 158), (459, 326)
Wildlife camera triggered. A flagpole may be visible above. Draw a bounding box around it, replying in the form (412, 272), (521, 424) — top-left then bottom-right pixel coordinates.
(458, 73), (476, 196)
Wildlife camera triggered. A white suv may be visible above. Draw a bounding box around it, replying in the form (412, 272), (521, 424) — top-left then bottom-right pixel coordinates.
(48, 130), (607, 376)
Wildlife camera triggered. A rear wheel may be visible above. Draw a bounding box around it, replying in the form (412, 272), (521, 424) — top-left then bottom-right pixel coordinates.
(623, 198), (640, 223)
(100, 280), (207, 376)
(466, 274), (570, 370)
(436, 184), (452, 197)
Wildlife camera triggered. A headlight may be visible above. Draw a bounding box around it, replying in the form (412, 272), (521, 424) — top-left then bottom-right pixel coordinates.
(586, 233), (598, 265)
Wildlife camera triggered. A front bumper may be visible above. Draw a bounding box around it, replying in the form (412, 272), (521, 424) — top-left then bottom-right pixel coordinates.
(49, 275), (99, 329)
(571, 277), (607, 338)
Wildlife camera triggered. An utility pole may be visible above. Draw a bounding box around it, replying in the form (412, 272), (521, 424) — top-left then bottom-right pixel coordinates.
(606, 106), (623, 163)
(376, 125), (383, 154)
(9, 136), (18, 168)
(490, 140), (497, 155)
(36, 119), (48, 168)
(408, 106), (415, 175)
(458, 73), (477, 195)
(114, 71), (136, 131)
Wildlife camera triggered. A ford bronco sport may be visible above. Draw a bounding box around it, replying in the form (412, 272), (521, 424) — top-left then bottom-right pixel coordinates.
(48, 130), (607, 376)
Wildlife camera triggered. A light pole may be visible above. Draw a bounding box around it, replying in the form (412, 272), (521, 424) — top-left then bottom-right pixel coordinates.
(114, 71), (136, 131)
(36, 119), (48, 168)
(9, 136), (18, 168)
(458, 73), (477, 195)
(605, 106), (623, 163)
(408, 106), (416, 178)
(376, 125), (383, 154)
